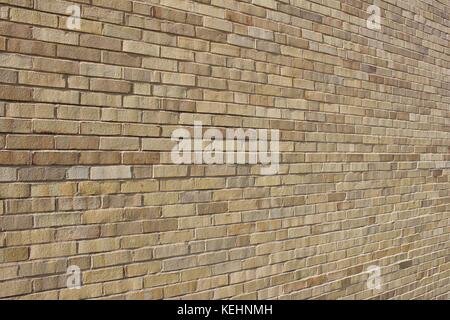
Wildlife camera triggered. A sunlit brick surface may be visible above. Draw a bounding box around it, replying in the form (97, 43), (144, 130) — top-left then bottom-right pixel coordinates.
(0, 0), (449, 299)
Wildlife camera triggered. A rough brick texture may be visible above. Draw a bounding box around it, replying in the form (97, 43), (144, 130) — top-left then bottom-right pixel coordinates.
(0, 0), (449, 300)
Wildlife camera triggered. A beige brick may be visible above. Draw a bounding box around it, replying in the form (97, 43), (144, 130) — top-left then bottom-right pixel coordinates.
(0, 280), (31, 298)
(32, 27), (79, 45)
(0, 53), (32, 69)
(31, 183), (77, 197)
(90, 166), (132, 180)
(164, 280), (197, 297)
(10, 8), (58, 27)
(59, 284), (103, 300)
(56, 226), (100, 241)
(0, 265), (18, 281)
(92, 251), (131, 268)
(99, 137), (140, 150)
(0, 85), (32, 101)
(80, 122), (121, 136)
(33, 89), (79, 104)
(80, 34), (122, 51)
(33, 120), (79, 134)
(103, 278), (142, 295)
(142, 57), (177, 71)
(0, 68), (18, 83)
(123, 95), (159, 109)
(144, 273), (179, 288)
(0, 247), (29, 263)
(83, 266), (124, 284)
(82, 208), (123, 224)
(161, 46), (194, 61)
(90, 79), (132, 93)
(80, 92), (122, 107)
(123, 40), (159, 56)
(8, 38), (56, 57)
(161, 72), (196, 86)
(0, 184), (30, 199)
(80, 62), (122, 78)
(121, 180), (158, 193)
(162, 204), (196, 217)
(0, 167), (17, 182)
(34, 212), (81, 228)
(78, 238), (120, 254)
(57, 44), (100, 62)
(30, 243), (76, 259)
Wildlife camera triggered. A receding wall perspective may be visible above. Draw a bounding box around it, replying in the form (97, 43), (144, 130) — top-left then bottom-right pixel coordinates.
(0, 0), (449, 300)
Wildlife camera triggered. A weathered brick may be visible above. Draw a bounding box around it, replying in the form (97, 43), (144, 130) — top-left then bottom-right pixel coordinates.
(8, 38), (56, 57)
(0, 279), (31, 298)
(90, 166), (132, 180)
(99, 137), (140, 150)
(123, 40), (159, 56)
(6, 135), (54, 150)
(0, 85), (32, 101)
(0, 0), (447, 302)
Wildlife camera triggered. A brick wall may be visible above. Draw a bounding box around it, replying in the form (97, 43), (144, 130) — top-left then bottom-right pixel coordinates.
(0, 0), (449, 299)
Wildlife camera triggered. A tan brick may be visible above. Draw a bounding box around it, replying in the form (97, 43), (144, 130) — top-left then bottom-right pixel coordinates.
(0, 184), (30, 199)
(32, 56), (79, 74)
(162, 204), (196, 217)
(0, 265), (18, 281)
(161, 46), (194, 61)
(0, 68), (18, 83)
(80, 92), (122, 107)
(164, 280), (197, 297)
(31, 183), (77, 197)
(0, 119), (31, 133)
(33, 120), (79, 134)
(32, 27), (79, 45)
(10, 8), (58, 27)
(0, 21), (32, 38)
(142, 57), (177, 71)
(80, 122), (121, 136)
(6, 229), (54, 246)
(83, 267), (124, 284)
(59, 284), (103, 300)
(8, 38), (56, 57)
(80, 34), (122, 51)
(18, 71), (65, 87)
(121, 180), (158, 193)
(80, 62), (122, 78)
(90, 79), (132, 93)
(122, 124), (160, 137)
(92, 251), (131, 268)
(34, 212), (81, 228)
(99, 137), (140, 150)
(0, 53), (32, 69)
(0, 85), (32, 101)
(123, 40), (159, 56)
(78, 238), (120, 254)
(0, 151), (31, 165)
(29, 243), (76, 259)
(103, 278), (142, 295)
(90, 166), (132, 180)
(33, 88), (79, 104)
(56, 226), (100, 241)
(0, 280), (31, 298)
(102, 51), (141, 67)
(6, 135), (53, 150)
(78, 151), (116, 167)
(57, 44), (100, 62)
(122, 152), (160, 165)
